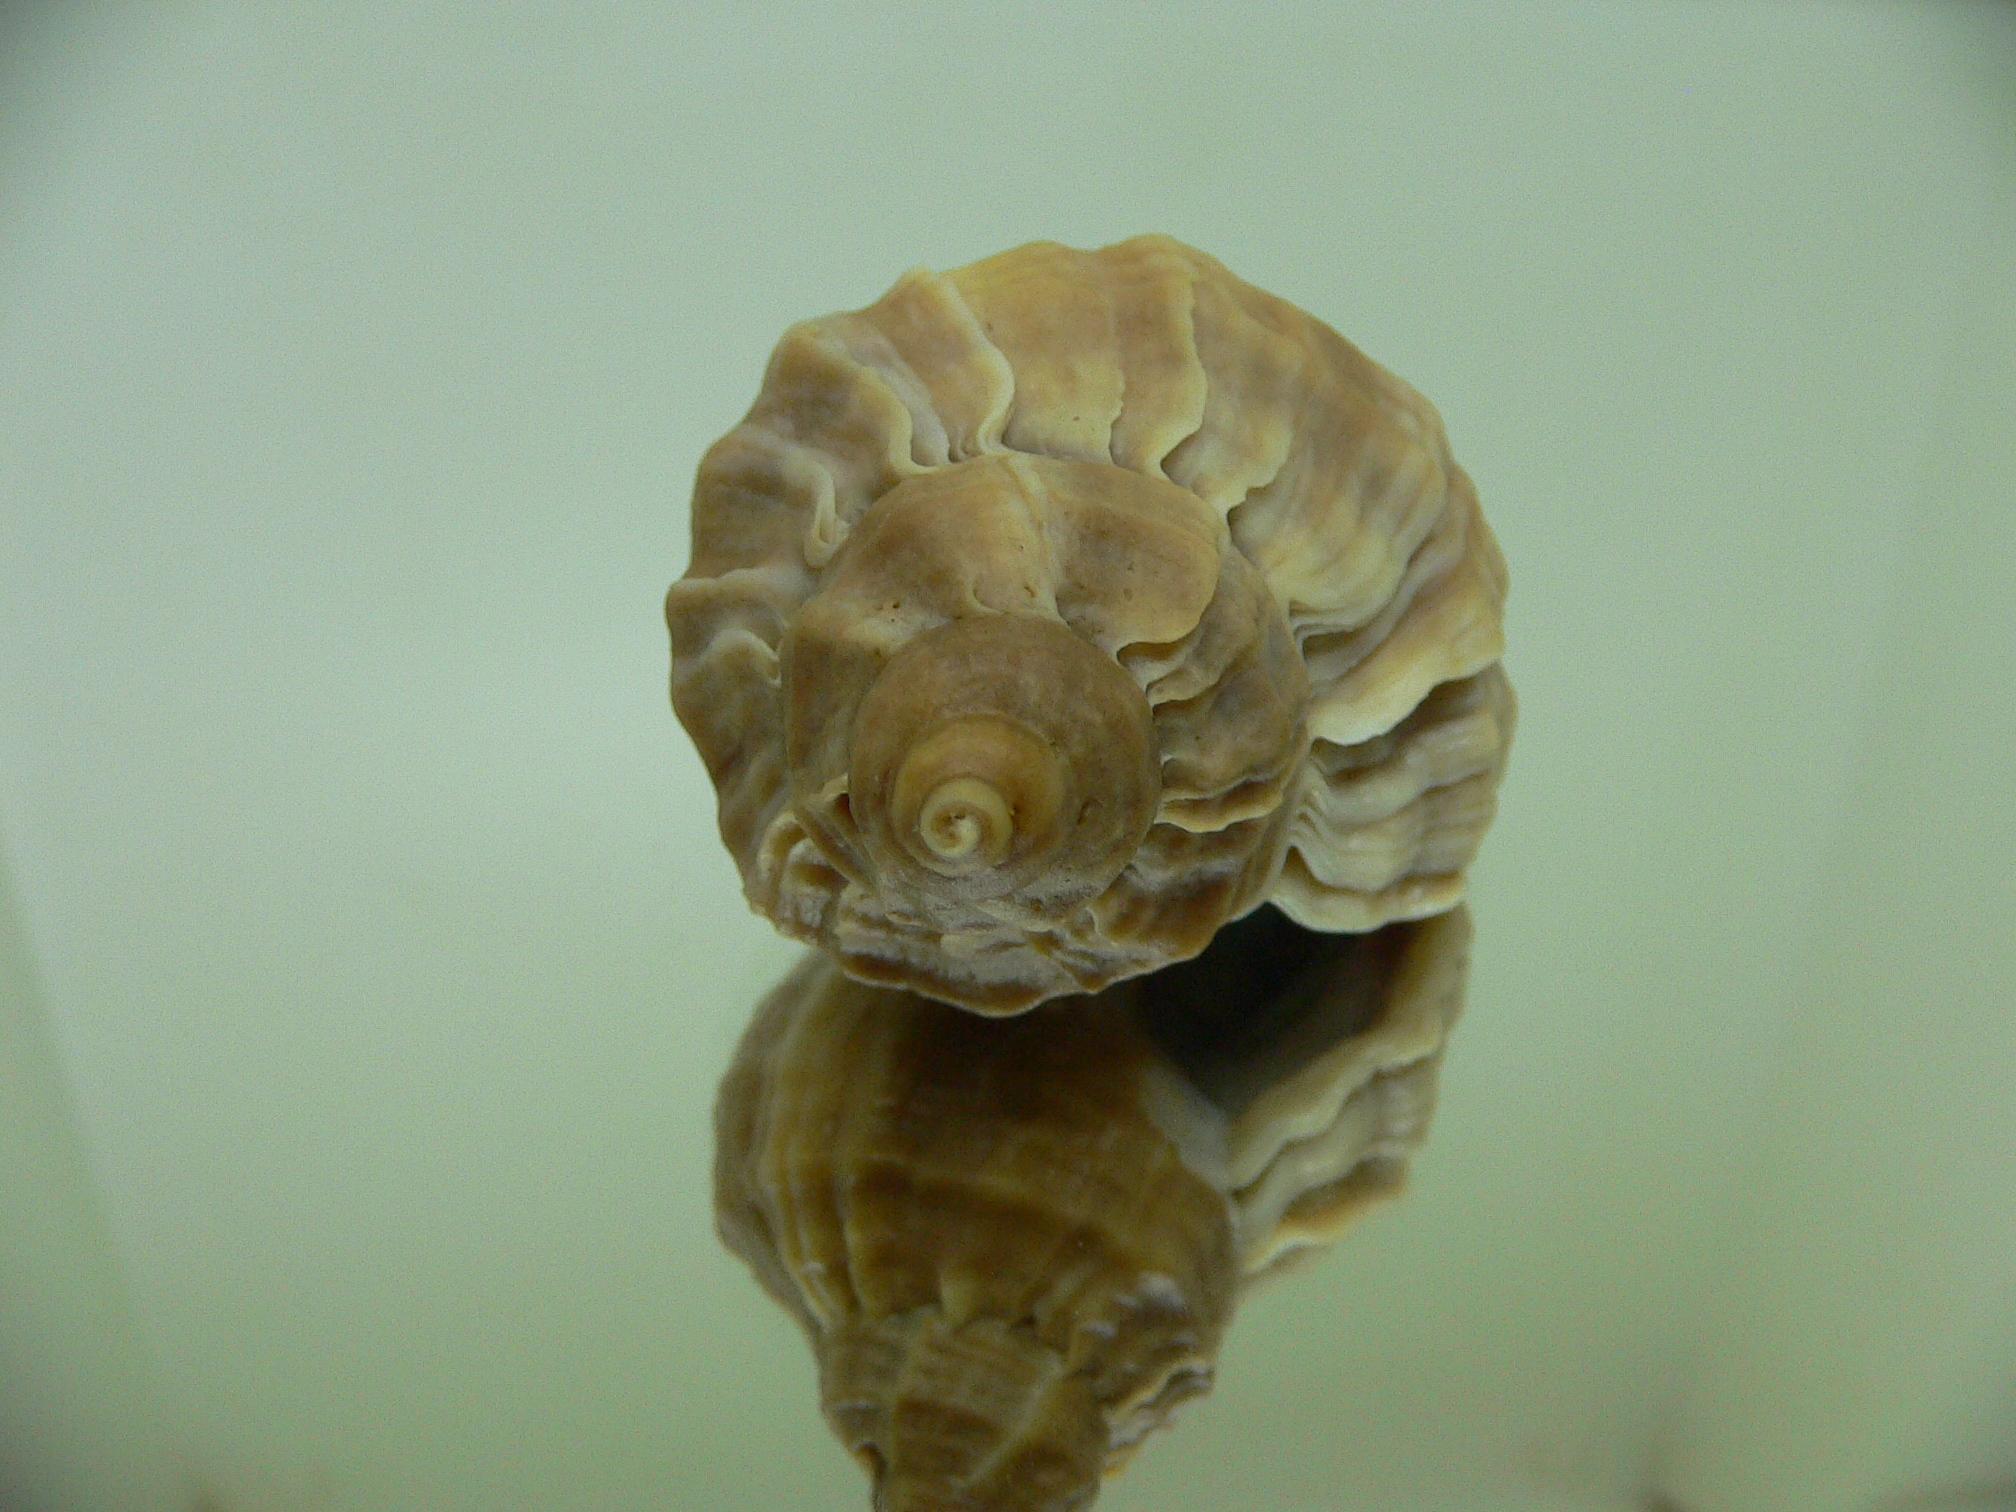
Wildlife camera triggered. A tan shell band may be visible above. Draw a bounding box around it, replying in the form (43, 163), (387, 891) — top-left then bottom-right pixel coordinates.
(668, 233), (1511, 1013)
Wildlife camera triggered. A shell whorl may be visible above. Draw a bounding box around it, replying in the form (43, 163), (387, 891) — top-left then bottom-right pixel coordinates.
(668, 235), (1513, 1013)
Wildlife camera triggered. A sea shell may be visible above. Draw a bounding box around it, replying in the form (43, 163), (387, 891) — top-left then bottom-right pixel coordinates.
(713, 904), (1471, 1511)
(667, 234), (1512, 1013)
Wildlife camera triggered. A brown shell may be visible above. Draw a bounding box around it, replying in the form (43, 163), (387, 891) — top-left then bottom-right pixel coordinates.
(669, 234), (1511, 1012)
(713, 905), (1470, 1512)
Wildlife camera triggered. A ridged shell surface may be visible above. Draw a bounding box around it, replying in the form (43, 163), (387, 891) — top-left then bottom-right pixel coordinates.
(713, 905), (1470, 1511)
(669, 235), (1511, 1012)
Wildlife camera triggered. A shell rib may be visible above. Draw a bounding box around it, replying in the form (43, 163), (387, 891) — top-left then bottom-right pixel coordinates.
(669, 235), (1511, 1011)
(713, 904), (1470, 1512)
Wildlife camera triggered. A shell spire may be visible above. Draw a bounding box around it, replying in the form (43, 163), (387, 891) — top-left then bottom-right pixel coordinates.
(668, 233), (1511, 1014)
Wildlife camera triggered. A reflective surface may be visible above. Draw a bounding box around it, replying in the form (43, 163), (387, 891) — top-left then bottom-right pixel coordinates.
(2, 6), (2013, 1512)
(713, 909), (1468, 1510)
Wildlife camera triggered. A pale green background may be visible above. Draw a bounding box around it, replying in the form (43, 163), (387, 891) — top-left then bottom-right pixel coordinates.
(2, 5), (2012, 1511)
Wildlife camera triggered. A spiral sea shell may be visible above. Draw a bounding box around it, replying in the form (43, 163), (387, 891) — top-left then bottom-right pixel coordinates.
(714, 904), (1470, 1512)
(668, 234), (1512, 1012)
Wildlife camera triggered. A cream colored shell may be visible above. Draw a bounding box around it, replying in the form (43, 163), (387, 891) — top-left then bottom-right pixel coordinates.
(668, 234), (1511, 1013)
(713, 905), (1469, 1512)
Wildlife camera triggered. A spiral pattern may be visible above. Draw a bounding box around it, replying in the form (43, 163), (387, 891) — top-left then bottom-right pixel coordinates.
(666, 235), (1511, 1012)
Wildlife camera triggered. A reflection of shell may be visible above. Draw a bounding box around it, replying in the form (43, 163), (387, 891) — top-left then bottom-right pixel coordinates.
(668, 235), (1512, 1013)
(713, 905), (1470, 1511)
(1134, 904), (1471, 1282)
